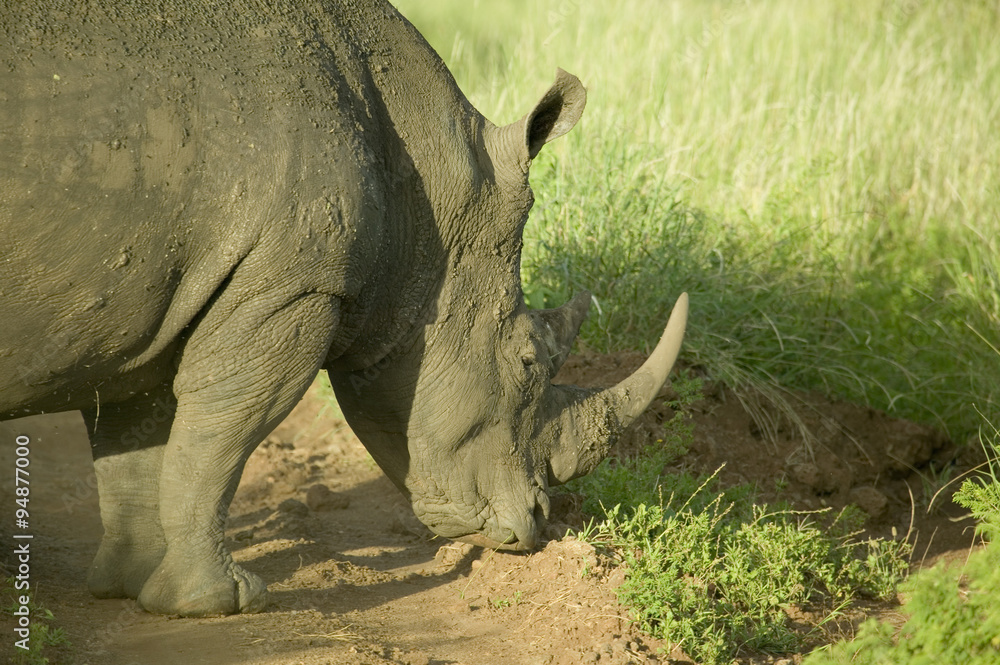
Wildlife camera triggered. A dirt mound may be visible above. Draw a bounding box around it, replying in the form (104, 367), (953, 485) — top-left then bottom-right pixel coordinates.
(559, 352), (976, 560)
(0, 352), (981, 665)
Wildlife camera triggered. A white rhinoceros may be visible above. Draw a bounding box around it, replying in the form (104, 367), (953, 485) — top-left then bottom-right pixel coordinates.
(0, 0), (687, 616)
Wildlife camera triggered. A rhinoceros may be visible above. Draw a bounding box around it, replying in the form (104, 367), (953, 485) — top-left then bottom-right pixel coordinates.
(0, 0), (687, 616)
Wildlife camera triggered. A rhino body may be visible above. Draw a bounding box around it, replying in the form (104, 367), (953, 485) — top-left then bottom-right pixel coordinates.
(0, 0), (686, 616)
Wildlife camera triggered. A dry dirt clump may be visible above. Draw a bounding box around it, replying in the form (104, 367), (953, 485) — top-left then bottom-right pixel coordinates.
(0, 351), (981, 665)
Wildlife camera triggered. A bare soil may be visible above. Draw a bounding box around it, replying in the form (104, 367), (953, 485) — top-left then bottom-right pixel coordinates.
(1, 352), (981, 665)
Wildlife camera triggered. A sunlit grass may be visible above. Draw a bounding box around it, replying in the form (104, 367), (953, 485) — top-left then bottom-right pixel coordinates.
(392, 0), (1000, 440)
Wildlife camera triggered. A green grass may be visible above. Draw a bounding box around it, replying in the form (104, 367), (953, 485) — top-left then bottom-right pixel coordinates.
(803, 416), (1000, 665)
(564, 381), (911, 664)
(393, 0), (1000, 442)
(803, 546), (1000, 665)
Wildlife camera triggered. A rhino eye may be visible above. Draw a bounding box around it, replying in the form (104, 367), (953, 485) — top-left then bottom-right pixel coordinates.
(521, 354), (536, 367)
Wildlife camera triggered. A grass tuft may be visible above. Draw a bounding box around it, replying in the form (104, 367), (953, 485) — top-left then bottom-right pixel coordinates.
(2, 579), (71, 665)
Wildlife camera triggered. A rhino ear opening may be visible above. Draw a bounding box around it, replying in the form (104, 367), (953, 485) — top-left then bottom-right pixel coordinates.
(524, 68), (587, 160)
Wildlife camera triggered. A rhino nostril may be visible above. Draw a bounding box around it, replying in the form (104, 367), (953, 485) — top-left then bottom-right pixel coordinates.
(533, 502), (547, 530)
(506, 504), (547, 551)
(511, 526), (536, 550)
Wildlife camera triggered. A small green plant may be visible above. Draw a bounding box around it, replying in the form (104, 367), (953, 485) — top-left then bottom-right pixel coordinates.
(577, 473), (910, 664)
(3, 579), (71, 665)
(490, 590), (523, 609)
(953, 416), (1000, 541)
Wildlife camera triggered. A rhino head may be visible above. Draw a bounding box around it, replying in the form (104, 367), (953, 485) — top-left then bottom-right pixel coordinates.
(328, 69), (687, 551)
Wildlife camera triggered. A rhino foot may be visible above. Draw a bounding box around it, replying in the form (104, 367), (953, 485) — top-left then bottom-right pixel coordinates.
(87, 538), (166, 600)
(136, 549), (267, 616)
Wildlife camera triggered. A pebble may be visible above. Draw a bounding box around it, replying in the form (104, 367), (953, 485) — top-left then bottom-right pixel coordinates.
(305, 483), (350, 511)
(277, 498), (309, 516)
(849, 486), (890, 519)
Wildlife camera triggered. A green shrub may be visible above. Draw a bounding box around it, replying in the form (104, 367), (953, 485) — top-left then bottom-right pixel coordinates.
(803, 536), (1000, 665)
(567, 383), (910, 664)
(575, 467), (910, 664)
(805, 419), (1000, 665)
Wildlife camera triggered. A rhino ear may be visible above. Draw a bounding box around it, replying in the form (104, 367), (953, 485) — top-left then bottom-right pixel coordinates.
(529, 290), (591, 374)
(523, 69), (587, 160)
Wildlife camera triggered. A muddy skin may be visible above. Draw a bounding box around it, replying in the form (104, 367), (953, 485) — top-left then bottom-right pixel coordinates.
(0, 0), (686, 616)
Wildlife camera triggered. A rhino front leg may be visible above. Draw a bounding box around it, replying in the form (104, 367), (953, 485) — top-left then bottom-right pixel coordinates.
(82, 383), (174, 599)
(136, 294), (339, 616)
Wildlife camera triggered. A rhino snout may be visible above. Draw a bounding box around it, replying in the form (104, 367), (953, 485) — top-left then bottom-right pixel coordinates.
(437, 483), (550, 552)
(455, 502), (547, 551)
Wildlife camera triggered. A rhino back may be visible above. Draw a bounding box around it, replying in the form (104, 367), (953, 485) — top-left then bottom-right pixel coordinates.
(0, 1), (403, 415)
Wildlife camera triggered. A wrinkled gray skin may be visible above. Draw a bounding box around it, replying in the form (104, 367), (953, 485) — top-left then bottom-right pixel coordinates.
(0, 0), (687, 617)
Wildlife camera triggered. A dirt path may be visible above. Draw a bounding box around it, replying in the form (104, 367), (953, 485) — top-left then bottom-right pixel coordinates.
(1, 353), (980, 665)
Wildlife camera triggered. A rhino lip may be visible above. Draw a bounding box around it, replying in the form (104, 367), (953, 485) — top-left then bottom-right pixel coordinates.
(454, 532), (534, 552)
(452, 497), (546, 551)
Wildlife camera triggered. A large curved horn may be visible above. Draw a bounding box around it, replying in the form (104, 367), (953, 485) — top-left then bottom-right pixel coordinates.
(548, 293), (688, 484)
(604, 291), (688, 421)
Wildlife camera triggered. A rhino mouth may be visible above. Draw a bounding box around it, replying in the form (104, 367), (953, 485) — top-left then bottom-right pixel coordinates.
(420, 480), (550, 552)
(453, 499), (549, 551)
(455, 532), (533, 551)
